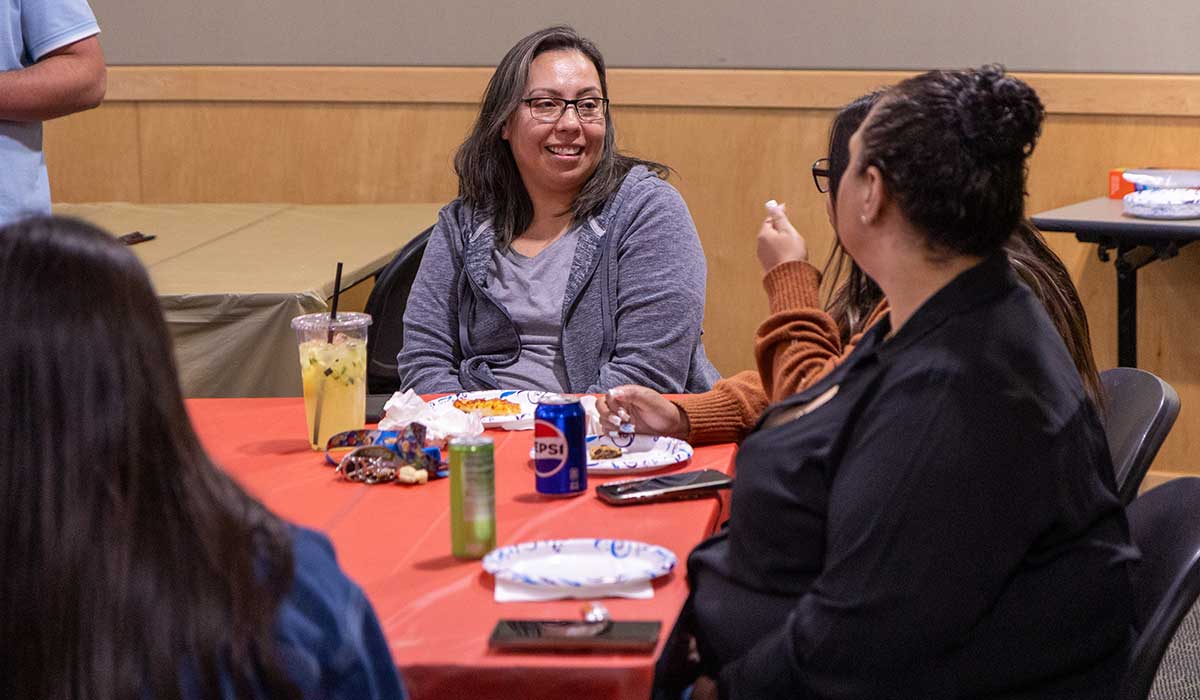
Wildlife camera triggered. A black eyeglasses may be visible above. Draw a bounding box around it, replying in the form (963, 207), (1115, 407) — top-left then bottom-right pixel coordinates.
(521, 96), (609, 123)
(812, 158), (831, 194)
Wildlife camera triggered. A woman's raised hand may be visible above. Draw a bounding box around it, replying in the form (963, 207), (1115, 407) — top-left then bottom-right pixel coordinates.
(596, 385), (690, 439)
(755, 200), (808, 274)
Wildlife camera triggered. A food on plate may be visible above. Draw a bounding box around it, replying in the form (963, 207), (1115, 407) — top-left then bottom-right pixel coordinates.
(589, 444), (624, 460)
(453, 397), (523, 417)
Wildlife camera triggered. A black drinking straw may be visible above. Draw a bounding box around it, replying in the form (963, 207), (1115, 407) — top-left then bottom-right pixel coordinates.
(313, 261), (345, 447)
(327, 262), (344, 340)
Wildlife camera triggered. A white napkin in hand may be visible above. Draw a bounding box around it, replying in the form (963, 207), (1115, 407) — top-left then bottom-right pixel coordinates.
(494, 577), (653, 602)
(378, 389), (484, 443)
(578, 395), (604, 436)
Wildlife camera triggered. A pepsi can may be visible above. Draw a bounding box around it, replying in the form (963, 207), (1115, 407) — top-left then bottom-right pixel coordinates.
(534, 394), (587, 497)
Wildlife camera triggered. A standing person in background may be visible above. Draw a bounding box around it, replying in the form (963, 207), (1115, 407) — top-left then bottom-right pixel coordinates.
(399, 25), (718, 394)
(0, 0), (106, 225)
(0, 216), (406, 700)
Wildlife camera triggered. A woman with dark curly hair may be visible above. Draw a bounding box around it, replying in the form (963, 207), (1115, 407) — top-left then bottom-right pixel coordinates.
(679, 66), (1134, 700)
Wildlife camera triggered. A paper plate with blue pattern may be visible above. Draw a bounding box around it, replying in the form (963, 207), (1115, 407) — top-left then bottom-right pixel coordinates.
(584, 434), (693, 474)
(427, 389), (546, 427)
(527, 434), (693, 474)
(482, 538), (677, 588)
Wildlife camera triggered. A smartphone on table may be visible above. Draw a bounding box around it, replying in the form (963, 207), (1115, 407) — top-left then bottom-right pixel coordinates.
(366, 393), (391, 423)
(489, 619), (661, 653)
(118, 231), (156, 245)
(595, 469), (731, 506)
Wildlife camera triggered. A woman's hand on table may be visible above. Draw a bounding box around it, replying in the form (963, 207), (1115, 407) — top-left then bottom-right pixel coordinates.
(756, 201), (808, 274)
(597, 385), (690, 440)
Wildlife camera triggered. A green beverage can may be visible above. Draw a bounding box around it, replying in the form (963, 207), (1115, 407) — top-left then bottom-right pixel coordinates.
(449, 435), (496, 559)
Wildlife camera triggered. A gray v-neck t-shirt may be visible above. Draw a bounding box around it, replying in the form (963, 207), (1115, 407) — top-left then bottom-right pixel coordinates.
(486, 227), (581, 391)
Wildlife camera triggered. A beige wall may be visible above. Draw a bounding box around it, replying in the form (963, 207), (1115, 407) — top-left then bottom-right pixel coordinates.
(88, 0), (1200, 73)
(44, 67), (1200, 482)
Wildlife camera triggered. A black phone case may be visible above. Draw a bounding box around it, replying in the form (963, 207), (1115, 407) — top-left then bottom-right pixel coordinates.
(595, 471), (731, 506)
(118, 231), (156, 246)
(366, 393), (390, 423)
(489, 620), (660, 653)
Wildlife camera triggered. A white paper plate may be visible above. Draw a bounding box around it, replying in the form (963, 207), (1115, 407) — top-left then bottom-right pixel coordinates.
(427, 390), (546, 427)
(482, 538), (677, 588)
(1123, 189), (1200, 220)
(584, 434), (693, 474)
(528, 434), (693, 474)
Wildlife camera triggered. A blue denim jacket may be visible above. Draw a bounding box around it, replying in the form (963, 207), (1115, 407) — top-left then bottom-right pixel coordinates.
(273, 527), (407, 700)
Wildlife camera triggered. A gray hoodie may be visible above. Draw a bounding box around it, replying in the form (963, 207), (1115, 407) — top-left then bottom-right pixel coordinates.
(398, 165), (719, 393)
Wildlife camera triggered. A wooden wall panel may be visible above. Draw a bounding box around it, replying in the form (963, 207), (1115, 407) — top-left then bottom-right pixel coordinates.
(1027, 115), (1200, 477)
(42, 67), (1200, 477)
(136, 103), (473, 203)
(617, 107), (837, 374)
(43, 103), (142, 202)
(102, 67), (1200, 117)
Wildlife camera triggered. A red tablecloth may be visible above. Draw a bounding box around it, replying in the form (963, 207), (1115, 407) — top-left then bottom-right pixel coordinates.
(187, 398), (738, 700)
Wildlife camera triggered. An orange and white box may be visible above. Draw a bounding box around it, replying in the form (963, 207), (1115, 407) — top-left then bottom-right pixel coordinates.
(1109, 168), (1137, 198)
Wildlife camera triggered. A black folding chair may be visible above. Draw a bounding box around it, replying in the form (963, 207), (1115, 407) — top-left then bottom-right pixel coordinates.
(1100, 368), (1181, 504)
(1119, 477), (1200, 700)
(364, 226), (432, 395)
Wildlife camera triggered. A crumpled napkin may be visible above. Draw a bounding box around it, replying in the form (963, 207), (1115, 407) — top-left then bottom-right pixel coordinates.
(494, 577), (653, 602)
(378, 389), (484, 444)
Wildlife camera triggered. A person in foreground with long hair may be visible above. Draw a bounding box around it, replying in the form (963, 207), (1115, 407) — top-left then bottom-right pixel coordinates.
(0, 216), (406, 700)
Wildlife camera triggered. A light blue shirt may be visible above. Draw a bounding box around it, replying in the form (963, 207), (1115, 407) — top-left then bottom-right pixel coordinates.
(1, 0), (100, 225)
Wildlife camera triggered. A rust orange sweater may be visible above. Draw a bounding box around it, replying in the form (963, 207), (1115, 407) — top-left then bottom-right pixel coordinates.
(676, 260), (887, 444)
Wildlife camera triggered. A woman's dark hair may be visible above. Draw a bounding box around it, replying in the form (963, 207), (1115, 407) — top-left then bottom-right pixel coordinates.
(1006, 220), (1103, 407)
(0, 217), (299, 700)
(822, 90), (887, 341)
(819, 93), (1101, 406)
(453, 25), (669, 249)
(857, 64), (1045, 257)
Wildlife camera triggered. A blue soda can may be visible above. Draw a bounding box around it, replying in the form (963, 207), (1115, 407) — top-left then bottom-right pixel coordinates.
(534, 394), (587, 497)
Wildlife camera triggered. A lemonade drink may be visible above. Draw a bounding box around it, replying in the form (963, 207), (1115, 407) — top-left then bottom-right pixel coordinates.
(291, 312), (372, 450)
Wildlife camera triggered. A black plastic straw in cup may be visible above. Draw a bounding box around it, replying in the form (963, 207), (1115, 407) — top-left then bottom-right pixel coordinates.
(313, 261), (345, 447)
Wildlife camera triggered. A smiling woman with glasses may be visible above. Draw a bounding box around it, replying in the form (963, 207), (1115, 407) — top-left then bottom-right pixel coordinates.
(397, 25), (719, 395)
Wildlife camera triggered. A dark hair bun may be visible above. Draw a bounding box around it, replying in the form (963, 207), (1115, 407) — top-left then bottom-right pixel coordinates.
(858, 65), (1045, 256)
(956, 64), (1044, 159)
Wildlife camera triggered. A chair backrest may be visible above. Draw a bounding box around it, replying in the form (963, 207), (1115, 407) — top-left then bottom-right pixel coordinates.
(1100, 368), (1181, 504)
(1146, 603), (1200, 700)
(364, 226), (432, 394)
(1119, 477), (1200, 700)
